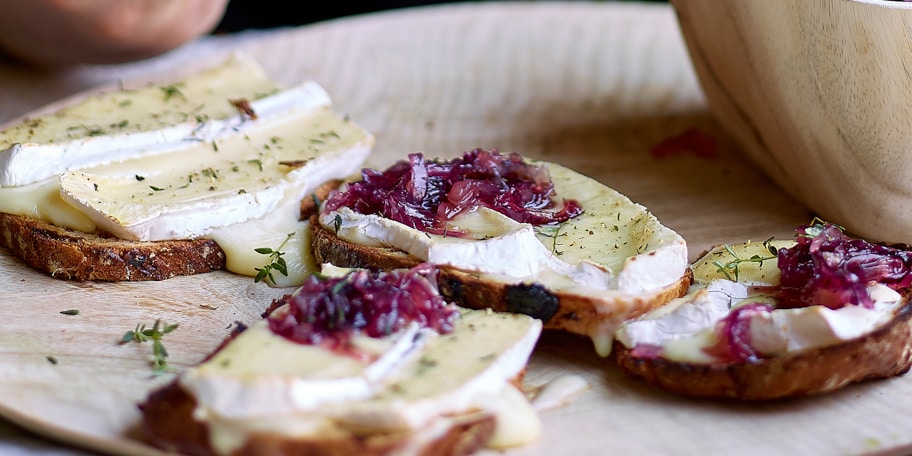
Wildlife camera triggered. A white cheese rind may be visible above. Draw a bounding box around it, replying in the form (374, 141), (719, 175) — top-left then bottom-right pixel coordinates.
(180, 320), (425, 419)
(327, 206), (568, 279)
(615, 279), (750, 349)
(748, 286), (901, 356)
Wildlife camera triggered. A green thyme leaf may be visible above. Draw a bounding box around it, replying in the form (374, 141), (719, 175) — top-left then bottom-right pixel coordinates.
(713, 238), (778, 282)
(59, 309), (80, 316)
(253, 232), (295, 285)
(119, 319), (178, 375)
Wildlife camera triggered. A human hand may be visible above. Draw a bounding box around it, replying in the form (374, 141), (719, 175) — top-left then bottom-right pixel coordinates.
(0, 0), (229, 67)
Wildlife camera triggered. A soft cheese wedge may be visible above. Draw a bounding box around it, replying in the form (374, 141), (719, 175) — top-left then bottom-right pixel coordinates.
(0, 52), (374, 285)
(315, 153), (691, 356)
(0, 52), (290, 187)
(59, 99), (370, 241)
(613, 229), (912, 400)
(140, 264), (544, 456)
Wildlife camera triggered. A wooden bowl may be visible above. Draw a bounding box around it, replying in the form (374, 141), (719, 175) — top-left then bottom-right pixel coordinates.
(670, 0), (912, 243)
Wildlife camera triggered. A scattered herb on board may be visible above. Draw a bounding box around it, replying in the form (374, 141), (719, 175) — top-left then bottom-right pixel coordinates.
(120, 319), (179, 375)
(253, 232), (295, 284)
(59, 309), (80, 315)
(713, 237), (778, 282)
(46, 356), (58, 365)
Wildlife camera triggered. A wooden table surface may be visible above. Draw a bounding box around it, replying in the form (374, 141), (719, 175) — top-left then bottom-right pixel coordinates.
(0, 2), (904, 455)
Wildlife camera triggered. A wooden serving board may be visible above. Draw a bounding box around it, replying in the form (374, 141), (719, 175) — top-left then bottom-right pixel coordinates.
(0, 2), (906, 455)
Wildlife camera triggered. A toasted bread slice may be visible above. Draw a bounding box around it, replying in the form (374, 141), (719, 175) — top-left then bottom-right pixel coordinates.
(312, 217), (692, 342)
(0, 212), (225, 281)
(612, 226), (912, 400)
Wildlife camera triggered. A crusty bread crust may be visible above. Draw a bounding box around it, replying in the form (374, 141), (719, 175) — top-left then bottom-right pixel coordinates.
(139, 380), (496, 456)
(612, 300), (912, 400)
(0, 213), (226, 281)
(310, 217), (692, 337)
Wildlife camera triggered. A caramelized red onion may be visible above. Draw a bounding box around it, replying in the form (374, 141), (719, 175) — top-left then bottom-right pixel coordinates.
(267, 264), (458, 349)
(322, 148), (582, 236)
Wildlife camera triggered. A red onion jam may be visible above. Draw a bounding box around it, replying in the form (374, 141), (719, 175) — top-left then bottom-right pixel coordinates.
(778, 222), (912, 310)
(322, 148), (583, 236)
(702, 303), (772, 363)
(267, 263), (458, 349)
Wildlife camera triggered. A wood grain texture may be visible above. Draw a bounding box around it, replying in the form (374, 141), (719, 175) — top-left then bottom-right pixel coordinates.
(3, 2), (905, 455)
(671, 0), (912, 245)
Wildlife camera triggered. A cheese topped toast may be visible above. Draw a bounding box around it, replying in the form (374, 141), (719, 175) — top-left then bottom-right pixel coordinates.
(139, 263), (543, 455)
(0, 53), (373, 284)
(614, 222), (912, 400)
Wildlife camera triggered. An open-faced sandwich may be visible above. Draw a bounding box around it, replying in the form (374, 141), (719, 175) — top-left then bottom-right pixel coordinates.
(0, 53), (373, 284)
(311, 148), (692, 356)
(139, 262), (543, 456)
(614, 220), (912, 400)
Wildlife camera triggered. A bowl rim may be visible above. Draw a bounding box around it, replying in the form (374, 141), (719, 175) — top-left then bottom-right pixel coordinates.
(846, 0), (912, 9)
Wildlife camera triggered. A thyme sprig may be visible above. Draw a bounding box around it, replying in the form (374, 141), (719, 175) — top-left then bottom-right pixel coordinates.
(535, 222), (568, 255)
(713, 237), (778, 282)
(254, 232), (295, 284)
(120, 319), (179, 375)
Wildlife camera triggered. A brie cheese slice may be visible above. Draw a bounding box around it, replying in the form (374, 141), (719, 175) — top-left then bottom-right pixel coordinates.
(180, 319), (425, 419)
(0, 52), (304, 187)
(59, 105), (372, 242)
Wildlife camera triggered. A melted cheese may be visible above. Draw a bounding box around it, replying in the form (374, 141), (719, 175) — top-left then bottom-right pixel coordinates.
(182, 308), (543, 455)
(321, 160), (689, 356)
